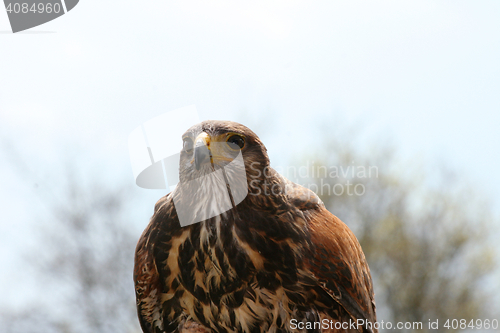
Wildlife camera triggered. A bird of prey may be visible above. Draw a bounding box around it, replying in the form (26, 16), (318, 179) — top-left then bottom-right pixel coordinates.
(134, 120), (377, 333)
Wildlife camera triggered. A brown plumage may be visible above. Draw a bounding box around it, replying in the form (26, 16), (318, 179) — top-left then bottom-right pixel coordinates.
(134, 120), (377, 333)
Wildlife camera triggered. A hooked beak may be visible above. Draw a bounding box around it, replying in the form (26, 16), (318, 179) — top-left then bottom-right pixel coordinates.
(194, 132), (211, 170)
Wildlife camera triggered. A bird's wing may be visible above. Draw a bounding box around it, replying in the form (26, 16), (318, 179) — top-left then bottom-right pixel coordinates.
(135, 194), (210, 333)
(285, 180), (377, 332)
(134, 196), (170, 333)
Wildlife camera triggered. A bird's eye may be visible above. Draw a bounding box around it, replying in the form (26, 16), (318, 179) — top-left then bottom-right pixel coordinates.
(183, 138), (194, 153)
(226, 134), (245, 150)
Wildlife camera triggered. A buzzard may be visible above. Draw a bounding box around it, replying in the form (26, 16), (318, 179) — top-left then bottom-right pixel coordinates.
(134, 120), (377, 333)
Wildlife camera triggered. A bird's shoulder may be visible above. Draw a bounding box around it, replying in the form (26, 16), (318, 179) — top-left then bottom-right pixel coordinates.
(279, 174), (324, 212)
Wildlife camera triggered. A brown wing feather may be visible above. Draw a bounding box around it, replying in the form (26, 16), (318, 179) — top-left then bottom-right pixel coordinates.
(306, 207), (377, 332)
(286, 180), (377, 333)
(134, 198), (168, 333)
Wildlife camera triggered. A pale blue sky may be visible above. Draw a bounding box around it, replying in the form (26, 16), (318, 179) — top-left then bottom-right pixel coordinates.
(1, 0), (499, 309)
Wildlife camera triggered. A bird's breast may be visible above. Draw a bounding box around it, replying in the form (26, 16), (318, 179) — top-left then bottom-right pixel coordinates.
(157, 213), (314, 332)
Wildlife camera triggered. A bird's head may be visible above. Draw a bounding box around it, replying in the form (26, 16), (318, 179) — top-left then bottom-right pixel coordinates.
(178, 120), (270, 184)
(173, 120), (287, 225)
